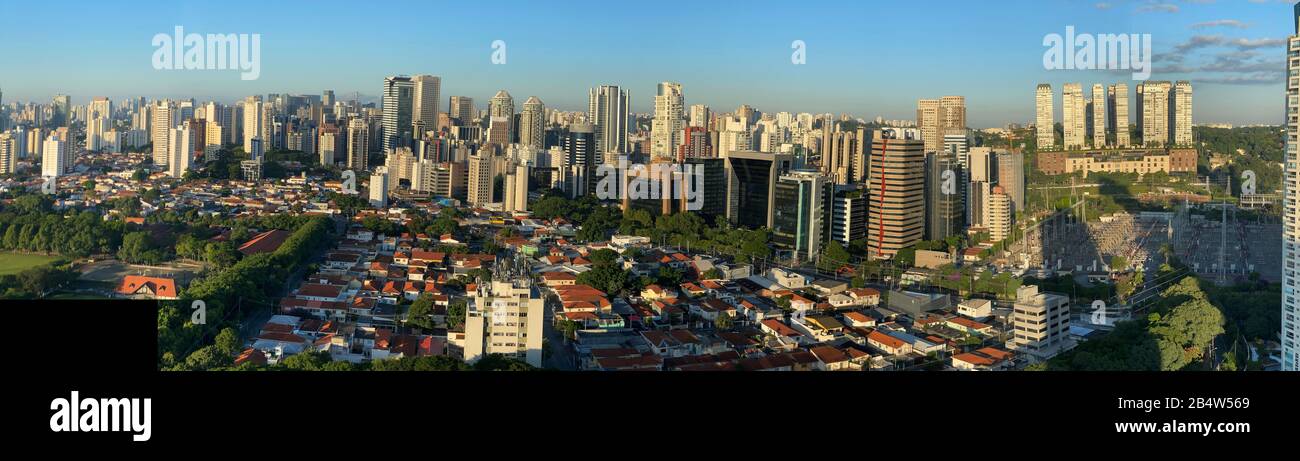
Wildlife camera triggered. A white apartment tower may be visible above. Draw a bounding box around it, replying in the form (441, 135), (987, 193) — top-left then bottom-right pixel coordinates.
(1173, 81), (1193, 146)
(651, 82), (684, 159)
(1281, 7), (1300, 372)
(463, 261), (546, 368)
(1062, 83), (1086, 150)
(1035, 84), (1054, 150)
(1108, 83), (1130, 147)
(519, 96), (545, 150)
(151, 101), (174, 166)
(1091, 84), (1106, 148)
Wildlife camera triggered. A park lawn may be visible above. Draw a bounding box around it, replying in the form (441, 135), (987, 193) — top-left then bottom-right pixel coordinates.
(0, 253), (63, 276)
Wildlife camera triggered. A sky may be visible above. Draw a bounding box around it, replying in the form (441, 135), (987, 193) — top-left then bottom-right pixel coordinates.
(0, 0), (1295, 127)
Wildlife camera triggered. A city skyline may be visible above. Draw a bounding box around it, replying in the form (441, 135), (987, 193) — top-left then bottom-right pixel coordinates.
(0, 0), (1294, 127)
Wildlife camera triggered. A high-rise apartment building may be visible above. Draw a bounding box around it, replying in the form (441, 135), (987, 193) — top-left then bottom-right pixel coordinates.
(346, 118), (369, 170)
(42, 134), (67, 178)
(1108, 83), (1130, 147)
(488, 90), (515, 143)
(519, 96), (545, 150)
(1091, 84), (1107, 148)
(1172, 80), (1193, 147)
(152, 101), (174, 166)
(822, 125), (868, 184)
(463, 264), (546, 368)
(589, 85), (630, 154)
(996, 150), (1025, 213)
(986, 185), (1012, 242)
(1281, 8), (1300, 372)
(1062, 83), (1086, 150)
(689, 104), (710, 129)
(916, 96), (966, 154)
(651, 82), (684, 159)
(1035, 84), (1055, 150)
(867, 129), (925, 259)
(467, 152), (493, 206)
(168, 122), (196, 178)
(369, 167), (389, 208)
(1137, 81), (1171, 147)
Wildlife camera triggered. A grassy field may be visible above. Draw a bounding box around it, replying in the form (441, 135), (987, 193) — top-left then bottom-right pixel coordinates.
(0, 253), (62, 276)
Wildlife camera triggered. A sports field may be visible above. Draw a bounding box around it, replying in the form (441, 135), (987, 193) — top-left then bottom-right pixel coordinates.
(0, 253), (62, 276)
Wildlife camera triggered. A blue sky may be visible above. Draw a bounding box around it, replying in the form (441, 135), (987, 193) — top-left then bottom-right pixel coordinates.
(0, 0), (1294, 126)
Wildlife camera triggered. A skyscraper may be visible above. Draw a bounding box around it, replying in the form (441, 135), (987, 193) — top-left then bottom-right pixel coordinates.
(996, 150), (1025, 213)
(242, 96), (264, 154)
(589, 85), (630, 154)
(1062, 83), (1086, 150)
(925, 151), (964, 242)
(563, 123), (596, 198)
(726, 151), (793, 229)
(986, 185), (1012, 242)
(1282, 8), (1300, 372)
(1035, 84), (1055, 150)
(411, 75), (441, 136)
(168, 122), (196, 178)
(519, 96), (545, 149)
(1108, 83), (1130, 147)
(689, 104), (710, 129)
(51, 94), (71, 127)
(867, 129), (925, 259)
(772, 170), (827, 262)
(822, 125), (868, 184)
(1137, 81), (1171, 147)
(467, 152), (493, 206)
(347, 118), (369, 171)
(1172, 80), (1193, 147)
(488, 90), (515, 143)
(915, 96), (965, 154)
(1091, 84), (1107, 148)
(651, 82), (684, 159)
(449, 96), (474, 125)
(152, 101), (174, 166)
(382, 76), (414, 153)
(42, 134), (67, 178)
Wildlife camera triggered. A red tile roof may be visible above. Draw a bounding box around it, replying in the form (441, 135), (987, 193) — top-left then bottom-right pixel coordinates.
(238, 229), (291, 255)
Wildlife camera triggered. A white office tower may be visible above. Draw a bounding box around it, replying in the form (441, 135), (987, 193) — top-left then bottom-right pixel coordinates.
(242, 96), (264, 154)
(503, 162), (529, 213)
(1282, 11), (1300, 372)
(1172, 81), (1193, 147)
(347, 118), (369, 170)
(1091, 84), (1107, 148)
(651, 82), (684, 159)
(1035, 84), (1055, 150)
(1062, 83), (1086, 150)
(589, 85), (630, 154)
(689, 104), (710, 129)
(369, 167), (389, 208)
(411, 75), (441, 133)
(1108, 83), (1130, 147)
(42, 134), (66, 178)
(464, 258), (545, 368)
(168, 124), (195, 178)
(151, 101), (174, 166)
(519, 96), (545, 150)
